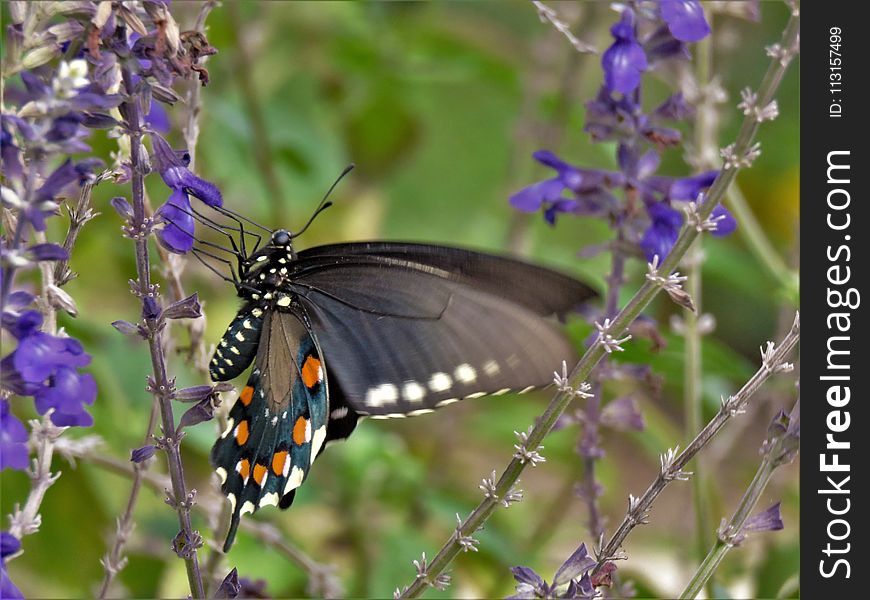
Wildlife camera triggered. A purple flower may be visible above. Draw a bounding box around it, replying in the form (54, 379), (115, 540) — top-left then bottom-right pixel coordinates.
(659, 0), (711, 43)
(146, 101), (171, 133)
(510, 151), (618, 225)
(601, 10), (648, 94)
(33, 367), (97, 427)
(1, 531), (23, 600)
(668, 170), (718, 201)
(743, 502), (784, 535)
(1, 400), (29, 471)
(1, 121), (23, 181)
(2, 310), (96, 427)
(553, 543), (596, 587)
(130, 444), (156, 463)
(600, 396), (645, 432)
(583, 88), (683, 147)
(214, 568), (240, 599)
(150, 134), (222, 254)
(640, 201), (682, 261)
(156, 190), (196, 253)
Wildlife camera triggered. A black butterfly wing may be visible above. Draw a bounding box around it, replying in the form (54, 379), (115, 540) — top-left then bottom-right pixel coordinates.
(296, 242), (596, 319)
(290, 249), (592, 417)
(210, 309), (328, 551)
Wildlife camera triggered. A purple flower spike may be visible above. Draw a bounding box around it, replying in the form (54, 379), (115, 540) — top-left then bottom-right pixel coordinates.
(0, 400), (29, 471)
(601, 10), (648, 94)
(660, 0), (712, 43)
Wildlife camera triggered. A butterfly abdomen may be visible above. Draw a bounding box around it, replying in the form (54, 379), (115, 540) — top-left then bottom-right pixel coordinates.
(209, 305), (265, 381)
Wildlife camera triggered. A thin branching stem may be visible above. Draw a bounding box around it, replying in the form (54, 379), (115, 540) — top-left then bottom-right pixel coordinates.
(397, 12), (799, 597)
(120, 61), (205, 599)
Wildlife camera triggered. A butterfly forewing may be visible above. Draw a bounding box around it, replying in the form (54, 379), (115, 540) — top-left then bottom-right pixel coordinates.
(210, 309), (328, 551)
(296, 242), (596, 318)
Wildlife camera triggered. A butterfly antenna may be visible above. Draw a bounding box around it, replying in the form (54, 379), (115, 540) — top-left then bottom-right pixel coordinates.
(212, 205), (274, 234)
(290, 163), (355, 239)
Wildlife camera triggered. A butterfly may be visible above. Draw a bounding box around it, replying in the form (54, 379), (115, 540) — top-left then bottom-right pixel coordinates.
(202, 203), (597, 551)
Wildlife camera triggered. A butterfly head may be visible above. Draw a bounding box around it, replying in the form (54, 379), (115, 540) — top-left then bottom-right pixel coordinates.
(270, 229), (292, 248)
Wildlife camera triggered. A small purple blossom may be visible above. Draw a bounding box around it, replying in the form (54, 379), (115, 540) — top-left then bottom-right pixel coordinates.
(640, 202), (683, 262)
(659, 0), (712, 43)
(150, 134), (222, 254)
(743, 502), (784, 535)
(509, 543), (600, 599)
(1, 532), (23, 600)
(1, 310), (97, 427)
(1, 401), (29, 471)
(214, 568), (241, 599)
(601, 10), (648, 94)
(600, 396), (645, 432)
(510, 151), (618, 225)
(131, 444), (157, 463)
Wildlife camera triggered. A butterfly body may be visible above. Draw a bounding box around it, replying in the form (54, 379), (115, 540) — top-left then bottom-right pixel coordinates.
(210, 229), (596, 551)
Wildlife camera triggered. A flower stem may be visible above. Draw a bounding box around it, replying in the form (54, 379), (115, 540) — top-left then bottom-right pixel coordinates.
(680, 397), (800, 599)
(121, 61), (205, 599)
(397, 12), (799, 596)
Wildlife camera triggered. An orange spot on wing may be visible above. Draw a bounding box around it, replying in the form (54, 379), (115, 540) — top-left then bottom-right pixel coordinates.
(238, 458), (250, 481)
(239, 386), (254, 406)
(301, 355), (322, 388)
(272, 450), (289, 475)
(292, 416), (309, 446)
(253, 463), (267, 486)
(235, 420), (249, 446)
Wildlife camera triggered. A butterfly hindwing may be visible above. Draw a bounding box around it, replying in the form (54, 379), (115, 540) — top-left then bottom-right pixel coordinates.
(210, 309), (328, 551)
(292, 264), (580, 417)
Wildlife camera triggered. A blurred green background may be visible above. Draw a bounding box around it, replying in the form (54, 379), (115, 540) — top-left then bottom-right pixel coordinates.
(2, 2), (799, 598)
